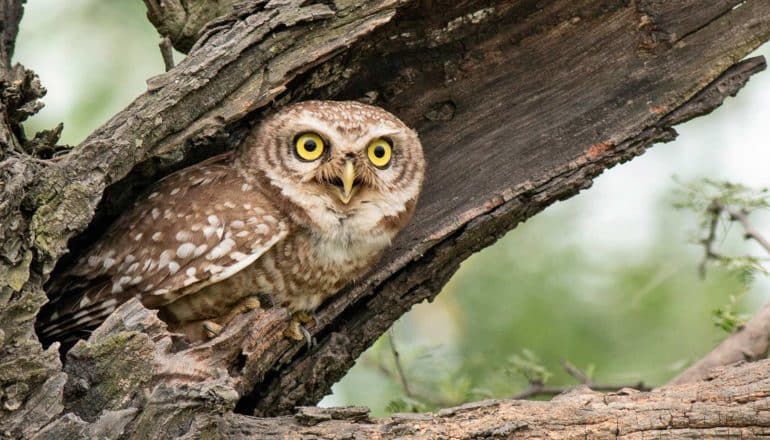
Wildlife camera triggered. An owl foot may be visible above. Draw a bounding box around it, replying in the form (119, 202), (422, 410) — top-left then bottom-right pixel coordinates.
(202, 321), (223, 338)
(284, 311), (317, 349)
(200, 296), (263, 339)
(229, 296), (262, 317)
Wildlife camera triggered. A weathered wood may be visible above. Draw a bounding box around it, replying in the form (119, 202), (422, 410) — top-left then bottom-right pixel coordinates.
(0, 0), (769, 438)
(219, 359), (770, 439)
(45, 358), (770, 439)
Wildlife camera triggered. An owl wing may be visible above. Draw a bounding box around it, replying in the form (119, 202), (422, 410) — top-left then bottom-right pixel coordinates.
(38, 152), (289, 345)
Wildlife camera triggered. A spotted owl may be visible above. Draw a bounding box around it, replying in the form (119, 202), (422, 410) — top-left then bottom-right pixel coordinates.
(37, 101), (425, 347)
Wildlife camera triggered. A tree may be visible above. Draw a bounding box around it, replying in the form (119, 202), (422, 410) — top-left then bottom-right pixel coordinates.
(2, 0), (770, 438)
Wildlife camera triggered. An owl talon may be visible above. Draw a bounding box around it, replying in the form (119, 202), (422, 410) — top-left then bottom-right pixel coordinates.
(294, 310), (316, 326)
(300, 325), (316, 349)
(202, 321), (223, 338)
(232, 296), (261, 315)
(285, 312), (317, 348)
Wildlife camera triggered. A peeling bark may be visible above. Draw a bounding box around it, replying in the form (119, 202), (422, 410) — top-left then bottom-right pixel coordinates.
(1, 0), (770, 438)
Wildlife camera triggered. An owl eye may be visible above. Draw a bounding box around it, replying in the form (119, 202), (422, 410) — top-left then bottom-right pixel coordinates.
(366, 138), (392, 168)
(294, 133), (325, 161)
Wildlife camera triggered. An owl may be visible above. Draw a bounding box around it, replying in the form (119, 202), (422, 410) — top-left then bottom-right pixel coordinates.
(37, 100), (425, 347)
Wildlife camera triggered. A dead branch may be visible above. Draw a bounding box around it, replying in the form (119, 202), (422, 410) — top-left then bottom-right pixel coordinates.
(1, 0), (770, 438)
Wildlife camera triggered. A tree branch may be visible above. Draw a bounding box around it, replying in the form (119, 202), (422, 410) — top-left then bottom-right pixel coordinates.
(53, 358), (770, 439)
(722, 203), (770, 254)
(511, 360), (650, 400)
(2, 0), (770, 437)
(0, 0), (24, 68)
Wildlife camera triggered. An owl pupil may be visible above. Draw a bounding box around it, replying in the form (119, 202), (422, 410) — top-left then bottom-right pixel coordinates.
(304, 140), (317, 151)
(374, 145), (386, 158)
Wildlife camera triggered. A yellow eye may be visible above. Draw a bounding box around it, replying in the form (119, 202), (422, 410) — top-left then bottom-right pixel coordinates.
(367, 138), (392, 168)
(294, 133), (325, 161)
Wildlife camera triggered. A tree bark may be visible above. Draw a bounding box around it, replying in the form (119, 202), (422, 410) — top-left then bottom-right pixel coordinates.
(38, 357), (770, 439)
(1, 0), (770, 438)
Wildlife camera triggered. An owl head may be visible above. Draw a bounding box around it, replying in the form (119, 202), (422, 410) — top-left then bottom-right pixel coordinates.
(240, 101), (425, 235)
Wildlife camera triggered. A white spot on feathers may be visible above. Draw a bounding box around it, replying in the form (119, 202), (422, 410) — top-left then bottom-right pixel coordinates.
(177, 243), (196, 259)
(183, 277), (199, 287)
(159, 250), (172, 269)
(230, 251), (248, 261)
(168, 261), (180, 274)
(207, 264), (224, 274)
(207, 238), (235, 259)
(152, 232), (163, 242)
(175, 230), (192, 242)
(207, 215), (220, 226)
(194, 244), (208, 257)
(103, 257), (115, 269)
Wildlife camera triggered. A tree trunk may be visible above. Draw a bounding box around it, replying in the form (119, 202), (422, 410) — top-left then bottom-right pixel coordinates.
(1, 0), (770, 438)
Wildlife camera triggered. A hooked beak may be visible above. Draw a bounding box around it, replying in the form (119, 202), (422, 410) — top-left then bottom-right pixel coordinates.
(338, 159), (356, 204)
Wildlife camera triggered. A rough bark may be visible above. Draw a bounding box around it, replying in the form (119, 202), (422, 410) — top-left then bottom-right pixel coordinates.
(0, 0), (769, 438)
(222, 359), (770, 439)
(39, 357), (770, 439)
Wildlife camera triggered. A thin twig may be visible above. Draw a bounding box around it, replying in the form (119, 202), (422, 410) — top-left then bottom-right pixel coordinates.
(388, 329), (413, 398)
(699, 201), (723, 278)
(699, 200), (770, 277)
(719, 202), (770, 254)
(160, 37), (175, 71)
(512, 360), (650, 400)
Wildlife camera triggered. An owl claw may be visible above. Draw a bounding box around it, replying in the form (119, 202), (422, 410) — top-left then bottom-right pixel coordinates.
(285, 312), (317, 349)
(299, 325), (316, 349)
(202, 321), (223, 338)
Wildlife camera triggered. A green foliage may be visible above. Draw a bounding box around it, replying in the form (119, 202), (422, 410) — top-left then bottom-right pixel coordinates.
(505, 349), (552, 385)
(673, 178), (770, 333)
(712, 294), (749, 333)
(672, 177), (770, 214)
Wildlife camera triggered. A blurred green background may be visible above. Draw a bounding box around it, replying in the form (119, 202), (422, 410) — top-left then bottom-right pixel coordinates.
(15, 1), (770, 416)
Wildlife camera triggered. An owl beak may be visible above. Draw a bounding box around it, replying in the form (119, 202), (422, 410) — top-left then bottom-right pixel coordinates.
(338, 159), (356, 204)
